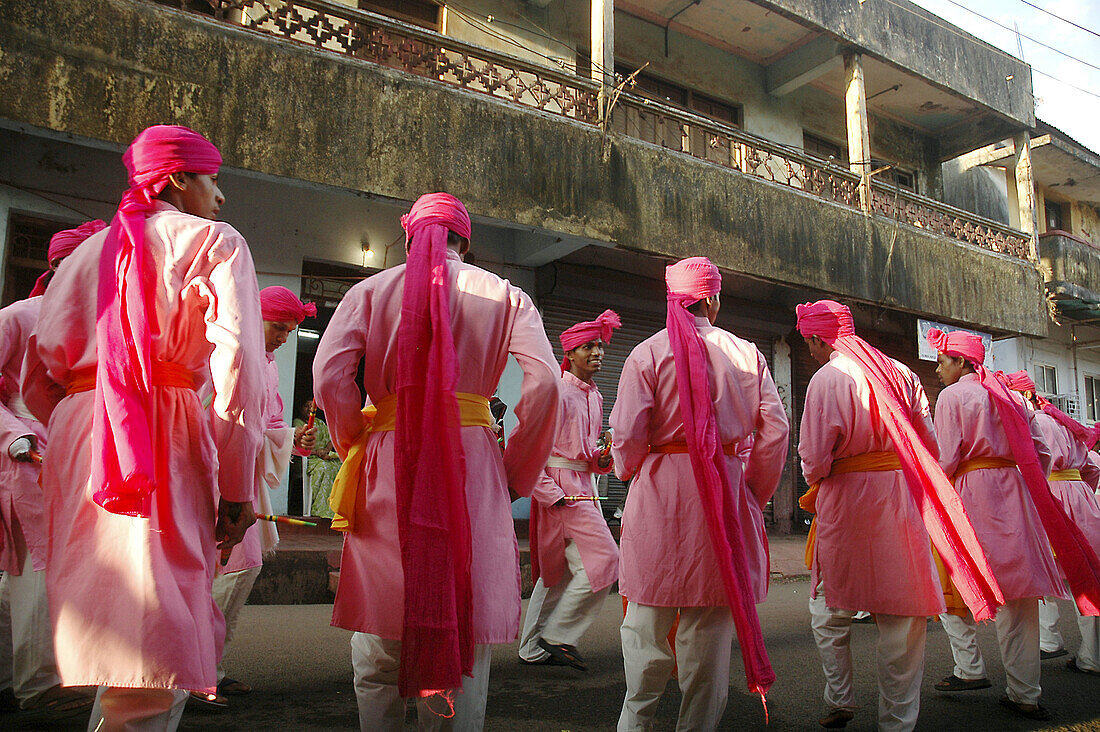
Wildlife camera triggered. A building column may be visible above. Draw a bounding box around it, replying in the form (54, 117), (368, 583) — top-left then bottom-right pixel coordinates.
(844, 51), (873, 213)
(1013, 130), (1040, 261)
(591, 0), (614, 121)
(771, 336), (795, 535)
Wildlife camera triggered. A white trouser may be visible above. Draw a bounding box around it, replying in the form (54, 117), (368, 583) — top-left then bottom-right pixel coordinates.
(618, 602), (733, 732)
(350, 631), (491, 732)
(211, 565), (262, 683)
(940, 598), (1041, 705)
(809, 583), (926, 732)
(0, 533), (60, 705)
(86, 687), (188, 732)
(1077, 613), (1100, 672)
(1038, 598), (1064, 653)
(0, 572), (11, 691)
(519, 540), (608, 661)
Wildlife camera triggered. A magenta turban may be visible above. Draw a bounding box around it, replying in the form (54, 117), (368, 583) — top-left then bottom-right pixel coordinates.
(926, 328), (985, 365)
(259, 286), (316, 324)
(92, 125), (222, 518)
(28, 219), (108, 297)
(1002, 370), (1037, 394)
(559, 309), (620, 372)
(795, 300), (856, 344)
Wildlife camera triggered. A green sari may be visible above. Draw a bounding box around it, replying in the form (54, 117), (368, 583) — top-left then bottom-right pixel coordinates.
(293, 417), (342, 518)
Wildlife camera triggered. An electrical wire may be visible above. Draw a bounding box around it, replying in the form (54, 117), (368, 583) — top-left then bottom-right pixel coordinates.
(1016, 0), (1100, 41)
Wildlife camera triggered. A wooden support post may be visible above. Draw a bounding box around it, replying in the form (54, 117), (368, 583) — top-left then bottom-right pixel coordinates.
(1013, 130), (1040, 261)
(591, 0), (614, 121)
(844, 51), (873, 214)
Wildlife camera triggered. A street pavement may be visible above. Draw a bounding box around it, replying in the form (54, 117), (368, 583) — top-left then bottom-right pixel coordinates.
(14, 577), (1100, 730)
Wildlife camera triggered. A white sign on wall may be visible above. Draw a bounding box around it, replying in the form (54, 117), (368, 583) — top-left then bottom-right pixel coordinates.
(916, 319), (994, 367)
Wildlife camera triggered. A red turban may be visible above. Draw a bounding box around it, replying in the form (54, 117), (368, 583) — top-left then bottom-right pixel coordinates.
(29, 219), (108, 297)
(795, 300), (856, 343)
(395, 192), (474, 698)
(259, 286), (316, 324)
(92, 125), (222, 518)
(559, 309), (620, 372)
(926, 328), (985, 365)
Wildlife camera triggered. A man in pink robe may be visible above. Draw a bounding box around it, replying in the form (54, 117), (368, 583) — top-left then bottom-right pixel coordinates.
(0, 221), (103, 717)
(1003, 372), (1100, 676)
(21, 125), (267, 731)
(313, 193), (560, 731)
(519, 310), (620, 670)
(610, 257), (788, 731)
(203, 286), (317, 705)
(930, 332), (1063, 721)
(797, 301), (946, 732)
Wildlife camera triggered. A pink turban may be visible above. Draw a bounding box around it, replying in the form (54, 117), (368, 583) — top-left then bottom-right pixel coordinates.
(999, 368), (1100, 448)
(92, 125), (222, 518)
(259, 286), (316, 324)
(559, 309), (620, 372)
(28, 219), (108, 297)
(665, 256), (721, 304)
(926, 328), (985, 365)
(795, 300), (856, 343)
(928, 333), (1100, 613)
(395, 193), (474, 698)
(1001, 370), (1037, 394)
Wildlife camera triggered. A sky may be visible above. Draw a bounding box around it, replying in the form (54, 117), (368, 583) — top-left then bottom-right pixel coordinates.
(906, 0), (1100, 153)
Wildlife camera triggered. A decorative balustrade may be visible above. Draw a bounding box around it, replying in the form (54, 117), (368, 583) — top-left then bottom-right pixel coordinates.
(152, 0), (1032, 260)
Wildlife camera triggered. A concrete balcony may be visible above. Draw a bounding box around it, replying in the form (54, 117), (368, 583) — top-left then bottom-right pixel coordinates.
(1040, 231), (1100, 324)
(0, 0), (1047, 335)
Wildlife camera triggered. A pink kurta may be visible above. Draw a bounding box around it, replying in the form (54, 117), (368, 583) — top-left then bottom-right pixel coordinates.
(0, 297), (47, 574)
(530, 370), (619, 593)
(223, 352), (290, 574)
(799, 351), (944, 616)
(1034, 411), (1100, 560)
(21, 201), (267, 692)
(935, 373), (1063, 601)
(610, 318), (788, 607)
(314, 249), (560, 643)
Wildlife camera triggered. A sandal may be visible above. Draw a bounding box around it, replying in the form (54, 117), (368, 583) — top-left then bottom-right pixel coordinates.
(818, 708), (855, 729)
(18, 686), (95, 723)
(536, 639), (587, 671)
(189, 690), (229, 708)
(999, 696), (1051, 721)
(217, 677), (252, 696)
(935, 674), (992, 692)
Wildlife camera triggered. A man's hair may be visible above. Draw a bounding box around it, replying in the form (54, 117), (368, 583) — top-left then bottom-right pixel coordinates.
(685, 298), (707, 316)
(447, 230), (469, 248)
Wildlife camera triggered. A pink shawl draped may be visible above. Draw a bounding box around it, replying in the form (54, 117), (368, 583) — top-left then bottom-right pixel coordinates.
(558, 309), (621, 372)
(798, 303), (1003, 620)
(665, 257), (775, 700)
(29, 219), (107, 297)
(929, 329), (1100, 615)
(93, 125), (221, 517)
(395, 193), (475, 698)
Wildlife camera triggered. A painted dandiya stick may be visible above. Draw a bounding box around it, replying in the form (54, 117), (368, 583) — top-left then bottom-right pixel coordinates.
(28, 450), (43, 464)
(563, 495), (609, 502)
(256, 513), (318, 527)
(306, 402), (316, 431)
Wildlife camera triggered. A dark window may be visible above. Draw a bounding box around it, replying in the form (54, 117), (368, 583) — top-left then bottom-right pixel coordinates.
(1086, 376), (1100, 422)
(2, 213), (73, 307)
(891, 169), (916, 191)
(616, 67), (741, 128)
(803, 132), (846, 164)
(688, 92), (740, 127)
(1045, 199), (1066, 232)
(359, 0), (441, 30)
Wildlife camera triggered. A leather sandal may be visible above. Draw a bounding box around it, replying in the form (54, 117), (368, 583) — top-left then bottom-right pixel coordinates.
(217, 677), (252, 696)
(935, 674), (992, 691)
(536, 639), (587, 671)
(818, 708), (855, 728)
(999, 696), (1051, 721)
(1066, 657), (1100, 676)
(189, 690), (229, 708)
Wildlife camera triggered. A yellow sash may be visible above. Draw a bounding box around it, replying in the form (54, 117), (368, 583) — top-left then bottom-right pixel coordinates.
(328, 393), (493, 532)
(1049, 469), (1083, 482)
(954, 456), (1015, 478)
(65, 362), (197, 395)
(801, 451), (904, 570)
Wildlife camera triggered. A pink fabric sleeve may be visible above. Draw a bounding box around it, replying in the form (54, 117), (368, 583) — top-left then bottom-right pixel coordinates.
(1026, 407), (1053, 476)
(910, 375), (939, 460)
(798, 370), (843, 486)
(610, 348), (656, 481)
(745, 349), (789, 508)
(0, 315), (33, 451)
(312, 291), (369, 458)
(204, 232), (267, 504)
(1083, 454), (1100, 490)
(530, 468), (566, 506)
(934, 389), (965, 478)
(18, 335), (60, 426)
(501, 291), (561, 497)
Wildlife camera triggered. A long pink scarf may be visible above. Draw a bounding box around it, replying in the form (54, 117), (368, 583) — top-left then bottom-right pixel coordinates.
(929, 330), (1100, 615)
(798, 305), (1003, 620)
(394, 193), (474, 697)
(665, 257), (774, 701)
(93, 126), (221, 517)
(1000, 370), (1100, 450)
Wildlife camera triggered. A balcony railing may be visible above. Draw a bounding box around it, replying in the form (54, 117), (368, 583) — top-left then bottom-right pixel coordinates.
(154, 0), (1031, 260)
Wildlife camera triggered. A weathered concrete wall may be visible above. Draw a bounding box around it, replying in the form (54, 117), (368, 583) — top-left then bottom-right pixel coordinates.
(942, 159), (1011, 225)
(0, 0), (1046, 335)
(755, 0), (1033, 128)
(1040, 233), (1100, 300)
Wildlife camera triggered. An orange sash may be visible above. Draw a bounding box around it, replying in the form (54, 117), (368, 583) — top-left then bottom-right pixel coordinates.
(66, 362), (197, 395)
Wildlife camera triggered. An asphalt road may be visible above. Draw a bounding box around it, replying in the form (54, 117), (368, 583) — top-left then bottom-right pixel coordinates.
(13, 578), (1100, 730)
